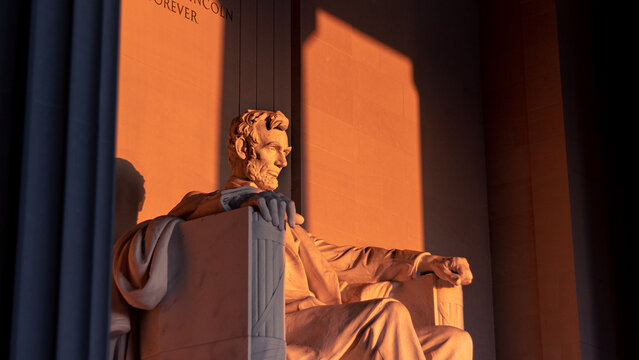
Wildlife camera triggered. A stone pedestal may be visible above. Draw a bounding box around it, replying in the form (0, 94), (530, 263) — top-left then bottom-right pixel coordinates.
(139, 207), (285, 360)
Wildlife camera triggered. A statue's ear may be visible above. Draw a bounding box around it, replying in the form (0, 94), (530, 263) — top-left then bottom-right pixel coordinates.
(235, 138), (247, 160)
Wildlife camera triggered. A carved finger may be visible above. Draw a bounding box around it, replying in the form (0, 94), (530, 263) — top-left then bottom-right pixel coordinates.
(450, 257), (473, 285)
(278, 200), (287, 230)
(437, 266), (461, 286)
(459, 266), (474, 285)
(261, 191), (274, 201)
(274, 192), (293, 203)
(288, 201), (296, 228)
(269, 198), (279, 227)
(257, 197), (271, 222)
(461, 273), (473, 285)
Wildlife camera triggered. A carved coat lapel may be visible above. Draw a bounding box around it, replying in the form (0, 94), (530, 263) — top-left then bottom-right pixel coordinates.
(291, 226), (342, 305)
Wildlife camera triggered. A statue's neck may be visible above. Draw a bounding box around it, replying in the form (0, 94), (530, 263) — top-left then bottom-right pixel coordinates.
(224, 176), (260, 190)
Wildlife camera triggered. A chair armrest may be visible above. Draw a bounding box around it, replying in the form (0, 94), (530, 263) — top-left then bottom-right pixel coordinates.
(390, 273), (464, 331)
(139, 207), (285, 360)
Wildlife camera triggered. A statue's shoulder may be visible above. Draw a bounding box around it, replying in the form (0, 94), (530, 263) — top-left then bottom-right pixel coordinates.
(167, 190), (222, 218)
(183, 190), (220, 199)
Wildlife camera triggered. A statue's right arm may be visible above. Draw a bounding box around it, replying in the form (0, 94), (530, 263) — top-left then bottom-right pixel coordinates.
(167, 187), (260, 220)
(168, 187), (298, 230)
(167, 191), (224, 220)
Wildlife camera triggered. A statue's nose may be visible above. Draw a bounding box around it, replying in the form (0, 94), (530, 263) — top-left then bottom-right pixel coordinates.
(275, 152), (288, 168)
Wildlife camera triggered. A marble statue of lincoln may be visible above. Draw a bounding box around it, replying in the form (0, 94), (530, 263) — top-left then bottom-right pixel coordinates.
(111, 109), (473, 359)
(167, 110), (473, 359)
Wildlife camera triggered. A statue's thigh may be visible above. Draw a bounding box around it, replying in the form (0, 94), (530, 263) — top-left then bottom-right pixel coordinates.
(285, 298), (419, 360)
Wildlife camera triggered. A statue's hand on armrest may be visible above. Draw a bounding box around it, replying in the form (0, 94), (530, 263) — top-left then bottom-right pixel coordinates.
(178, 186), (302, 229)
(417, 255), (473, 286)
(228, 190), (301, 231)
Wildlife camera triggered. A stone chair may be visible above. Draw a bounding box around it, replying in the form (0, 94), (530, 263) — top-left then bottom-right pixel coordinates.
(138, 207), (463, 360)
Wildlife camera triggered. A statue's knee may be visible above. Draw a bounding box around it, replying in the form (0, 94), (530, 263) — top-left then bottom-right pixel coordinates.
(457, 329), (472, 349)
(444, 327), (473, 354)
(378, 298), (411, 322)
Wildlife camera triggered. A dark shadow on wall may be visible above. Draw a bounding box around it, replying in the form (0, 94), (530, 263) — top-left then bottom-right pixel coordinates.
(217, 0), (238, 188)
(114, 158), (146, 242)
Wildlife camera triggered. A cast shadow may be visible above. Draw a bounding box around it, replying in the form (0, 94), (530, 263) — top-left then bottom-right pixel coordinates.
(113, 158), (146, 242)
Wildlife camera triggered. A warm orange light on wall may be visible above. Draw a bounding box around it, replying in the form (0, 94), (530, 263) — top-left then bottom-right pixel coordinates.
(116, 0), (227, 222)
(302, 9), (423, 251)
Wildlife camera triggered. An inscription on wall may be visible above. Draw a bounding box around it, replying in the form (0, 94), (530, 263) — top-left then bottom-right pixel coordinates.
(151, 0), (233, 24)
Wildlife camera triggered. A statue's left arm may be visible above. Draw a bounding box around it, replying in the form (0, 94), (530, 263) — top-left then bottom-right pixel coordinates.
(312, 237), (429, 283)
(313, 236), (472, 286)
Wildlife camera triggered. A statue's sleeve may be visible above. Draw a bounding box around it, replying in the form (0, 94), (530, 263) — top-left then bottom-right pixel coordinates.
(112, 216), (183, 310)
(167, 190), (223, 220)
(110, 216), (183, 360)
(311, 235), (430, 284)
(167, 187), (259, 220)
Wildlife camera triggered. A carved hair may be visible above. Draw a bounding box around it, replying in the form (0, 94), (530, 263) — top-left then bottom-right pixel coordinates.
(227, 109), (289, 168)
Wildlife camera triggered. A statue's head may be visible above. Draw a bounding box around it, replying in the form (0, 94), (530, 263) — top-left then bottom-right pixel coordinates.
(227, 110), (291, 191)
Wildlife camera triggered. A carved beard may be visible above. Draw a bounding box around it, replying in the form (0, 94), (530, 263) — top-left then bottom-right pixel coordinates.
(246, 157), (279, 191)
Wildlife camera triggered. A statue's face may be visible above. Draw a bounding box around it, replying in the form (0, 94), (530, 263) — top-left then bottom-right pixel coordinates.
(245, 121), (291, 191)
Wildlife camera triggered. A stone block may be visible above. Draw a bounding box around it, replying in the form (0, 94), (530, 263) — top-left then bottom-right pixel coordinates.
(139, 208), (285, 360)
